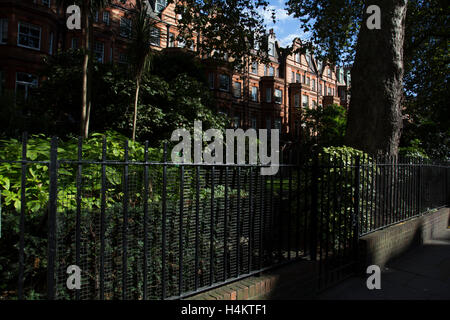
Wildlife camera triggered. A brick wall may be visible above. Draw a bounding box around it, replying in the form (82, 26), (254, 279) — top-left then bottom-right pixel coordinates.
(358, 207), (449, 271)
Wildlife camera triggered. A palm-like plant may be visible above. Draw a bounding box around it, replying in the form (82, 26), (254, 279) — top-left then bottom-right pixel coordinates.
(128, 0), (155, 141)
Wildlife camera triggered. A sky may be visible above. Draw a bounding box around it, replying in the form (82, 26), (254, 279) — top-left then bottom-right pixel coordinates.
(259, 0), (311, 47)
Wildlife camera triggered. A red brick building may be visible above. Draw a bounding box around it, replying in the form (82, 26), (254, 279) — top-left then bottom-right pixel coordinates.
(0, 0), (351, 141)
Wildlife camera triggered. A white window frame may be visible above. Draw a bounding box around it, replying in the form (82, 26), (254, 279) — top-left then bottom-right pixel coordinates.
(0, 18), (8, 44)
(266, 88), (272, 103)
(17, 22), (41, 50)
(274, 89), (282, 104)
(302, 95), (309, 108)
(251, 61), (258, 74)
(219, 74), (230, 92)
(93, 41), (104, 63)
(48, 32), (53, 54)
(15, 72), (38, 99)
(103, 11), (110, 25)
(294, 94), (300, 108)
(251, 86), (258, 102)
(233, 81), (241, 98)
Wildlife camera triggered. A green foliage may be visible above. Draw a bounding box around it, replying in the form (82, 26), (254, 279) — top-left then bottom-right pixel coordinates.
(401, 0), (449, 160)
(0, 50), (227, 146)
(0, 131), (161, 216)
(302, 104), (347, 147)
(399, 139), (430, 159)
(286, 0), (364, 64)
(174, 0), (271, 67)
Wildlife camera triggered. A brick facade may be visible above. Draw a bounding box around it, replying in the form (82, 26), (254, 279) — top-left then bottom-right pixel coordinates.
(0, 0), (351, 141)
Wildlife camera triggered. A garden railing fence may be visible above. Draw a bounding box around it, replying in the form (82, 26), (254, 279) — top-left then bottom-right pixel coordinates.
(0, 135), (448, 300)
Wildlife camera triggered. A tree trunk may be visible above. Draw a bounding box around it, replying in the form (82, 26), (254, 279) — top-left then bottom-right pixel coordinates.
(84, 14), (94, 139)
(132, 77), (140, 141)
(81, 0), (89, 138)
(345, 0), (408, 156)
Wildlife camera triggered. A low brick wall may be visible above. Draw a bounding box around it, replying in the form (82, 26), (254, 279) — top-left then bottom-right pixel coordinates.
(358, 207), (449, 271)
(185, 258), (317, 300)
(185, 208), (449, 300)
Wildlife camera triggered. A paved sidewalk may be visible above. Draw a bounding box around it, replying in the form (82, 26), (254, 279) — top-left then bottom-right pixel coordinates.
(318, 229), (450, 300)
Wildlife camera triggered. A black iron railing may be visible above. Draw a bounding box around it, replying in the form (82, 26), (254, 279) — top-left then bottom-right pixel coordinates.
(0, 135), (448, 299)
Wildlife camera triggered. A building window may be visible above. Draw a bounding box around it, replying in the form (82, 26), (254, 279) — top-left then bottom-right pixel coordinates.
(296, 73), (300, 83)
(312, 79), (316, 90)
(232, 116), (240, 128)
(119, 53), (128, 64)
(0, 19), (7, 44)
(16, 72), (38, 100)
(251, 62), (258, 74)
(328, 68), (332, 77)
(219, 74), (230, 92)
(328, 87), (332, 95)
(71, 38), (78, 49)
(149, 27), (160, 46)
(268, 42), (275, 56)
(177, 36), (185, 48)
(319, 83), (322, 95)
(274, 89), (282, 104)
(49, 32), (53, 54)
(17, 22), (41, 50)
(266, 118), (271, 129)
(294, 94), (300, 108)
(208, 73), (215, 89)
(103, 11), (110, 25)
(168, 32), (175, 47)
(94, 11), (99, 22)
(306, 77), (310, 86)
(233, 82), (241, 98)
(266, 88), (272, 103)
(274, 118), (282, 130)
(302, 95), (309, 108)
(120, 18), (131, 38)
(251, 86), (258, 102)
(42, 0), (50, 7)
(269, 66), (274, 77)
(93, 42), (104, 63)
(291, 71), (295, 83)
(294, 53), (300, 63)
(302, 74), (306, 84)
(155, 0), (167, 13)
(251, 117), (257, 129)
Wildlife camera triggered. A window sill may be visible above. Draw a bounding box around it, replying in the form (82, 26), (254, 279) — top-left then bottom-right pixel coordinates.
(17, 44), (41, 51)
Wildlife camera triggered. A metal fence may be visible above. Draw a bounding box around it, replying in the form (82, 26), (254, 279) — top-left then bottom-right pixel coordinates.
(0, 136), (448, 300)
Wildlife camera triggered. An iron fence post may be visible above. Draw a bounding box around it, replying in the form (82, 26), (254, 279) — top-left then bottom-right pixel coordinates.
(18, 132), (27, 300)
(47, 137), (58, 300)
(352, 156), (361, 271)
(310, 152), (319, 261)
